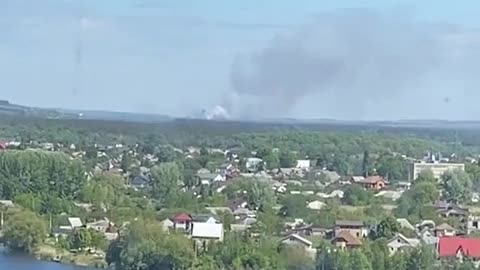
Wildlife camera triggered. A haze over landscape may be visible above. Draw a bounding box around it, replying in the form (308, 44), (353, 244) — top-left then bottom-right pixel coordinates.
(2, 0), (480, 120)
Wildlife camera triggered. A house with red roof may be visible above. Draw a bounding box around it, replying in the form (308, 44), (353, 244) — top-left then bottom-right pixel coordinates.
(172, 213), (192, 232)
(438, 237), (480, 262)
(357, 176), (388, 190)
(0, 142), (6, 150)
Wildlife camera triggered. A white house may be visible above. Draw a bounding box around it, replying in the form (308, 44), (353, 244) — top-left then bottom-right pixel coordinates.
(67, 217), (83, 229)
(191, 222), (224, 242)
(0, 200), (14, 208)
(161, 219), (175, 232)
(387, 233), (420, 255)
(307, 200), (326, 211)
(245, 157), (263, 171)
(213, 174), (226, 182)
(280, 234), (317, 258)
(296, 160), (311, 169)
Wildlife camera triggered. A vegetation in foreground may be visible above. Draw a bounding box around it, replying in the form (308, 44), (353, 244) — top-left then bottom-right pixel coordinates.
(0, 118), (480, 269)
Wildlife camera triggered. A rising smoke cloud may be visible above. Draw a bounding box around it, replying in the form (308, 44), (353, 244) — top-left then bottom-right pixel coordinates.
(226, 9), (480, 120)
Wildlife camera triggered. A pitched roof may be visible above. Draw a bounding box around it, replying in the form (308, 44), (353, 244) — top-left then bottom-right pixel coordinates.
(389, 233), (420, 247)
(396, 218), (415, 231)
(358, 176), (386, 184)
(436, 223), (455, 231)
(68, 217), (83, 228)
(191, 214), (217, 223)
(438, 237), (480, 258)
(191, 222), (223, 239)
(335, 220), (364, 227)
(333, 231), (362, 246)
(174, 213), (192, 222)
(280, 234), (313, 247)
(351, 176), (365, 182)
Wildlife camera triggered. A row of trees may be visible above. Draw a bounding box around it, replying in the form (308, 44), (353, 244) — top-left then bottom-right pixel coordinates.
(0, 150), (86, 200)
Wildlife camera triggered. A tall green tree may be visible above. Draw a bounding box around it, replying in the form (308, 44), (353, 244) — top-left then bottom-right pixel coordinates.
(407, 246), (436, 270)
(362, 150), (370, 177)
(150, 162), (181, 206)
(351, 249), (372, 270)
(442, 170), (473, 204)
(3, 210), (48, 253)
(120, 150), (132, 172)
(107, 220), (195, 270)
(0, 150), (86, 199)
(375, 216), (400, 239)
(279, 150), (297, 168)
(376, 155), (408, 181)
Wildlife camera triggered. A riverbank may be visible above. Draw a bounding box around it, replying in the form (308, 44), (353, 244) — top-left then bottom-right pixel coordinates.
(33, 244), (107, 269)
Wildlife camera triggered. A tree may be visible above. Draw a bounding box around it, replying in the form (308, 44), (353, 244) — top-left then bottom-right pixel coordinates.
(416, 170), (436, 183)
(85, 146), (97, 159)
(263, 153), (280, 170)
(334, 250), (352, 270)
(279, 150), (297, 168)
(442, 169), (473, 204)
(0, 150), (86, 200)
(205, 234), (284, 270)
(70, 227), (92, 250)
(155, 144), (176, 163)
(376, 155), (408, 181)
(342, 185), (373, 206)
(120, 150), (132, 172)
(225, 179), (276, 210)
(351, 249), (372, 270)
(70, 227), (107, 251)
(406, 245), (436, 270)
(107, 220), (195, 270)
(280, 245), (315, 270)
(331, 154), (351, 175)
(3, 210), (48, 253)
(411, 181), (439, 204)
(150, 162), (181, 206)
(375, 216), (400, 239)
(362, 150), (370, 177)
(257, 207), (283, 235)
(280, 195), (308, 218)
(217, 210), (234, 231)
(14, 193), (42, 213)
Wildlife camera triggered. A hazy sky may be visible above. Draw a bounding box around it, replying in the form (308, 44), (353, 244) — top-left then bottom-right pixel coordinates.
(2, 0), (480, 120)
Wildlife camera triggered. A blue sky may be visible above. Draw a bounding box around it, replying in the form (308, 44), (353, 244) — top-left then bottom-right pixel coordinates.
(1, 1), (480, 119)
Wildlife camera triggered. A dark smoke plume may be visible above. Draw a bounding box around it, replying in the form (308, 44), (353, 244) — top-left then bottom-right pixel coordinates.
(227, 9), (480, 120)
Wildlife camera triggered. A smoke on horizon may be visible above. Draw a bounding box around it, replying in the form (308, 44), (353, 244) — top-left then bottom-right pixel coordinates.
(225, 9), (480, 120)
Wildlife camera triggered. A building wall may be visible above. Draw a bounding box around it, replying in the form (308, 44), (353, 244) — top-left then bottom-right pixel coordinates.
(335, 227), (368, 239)
(411, 163), (465, 180)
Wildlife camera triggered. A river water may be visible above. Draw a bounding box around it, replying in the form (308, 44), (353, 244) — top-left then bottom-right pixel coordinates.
(0, 251), (97, 270)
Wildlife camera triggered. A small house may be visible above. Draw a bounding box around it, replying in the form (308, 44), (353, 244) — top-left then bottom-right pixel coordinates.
(357, 176), (387, 190)
(438, 237), (480, 263)
(131, 175), (150, 189)
(173, 213), (192, 232)
(334, 220), (368, 239)
(387, 233), (420, 254)
(307, 200), (326, 211)
(280, 234), (317, 258)
(191, 222), (224, 242)
(296, 160), (311, 169)
(332, 231), (362, 249)
(435, 223), (456, 237)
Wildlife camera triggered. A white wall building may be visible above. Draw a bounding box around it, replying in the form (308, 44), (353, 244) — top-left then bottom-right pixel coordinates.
(411, 162), (465, 180)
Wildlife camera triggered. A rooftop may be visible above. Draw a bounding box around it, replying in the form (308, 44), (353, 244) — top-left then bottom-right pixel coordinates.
(191, 222), (223, 239)
(335, 220), (364, 227)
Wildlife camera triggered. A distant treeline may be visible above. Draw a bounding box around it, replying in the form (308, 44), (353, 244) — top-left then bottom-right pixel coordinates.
(0, 115), (477, 156)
